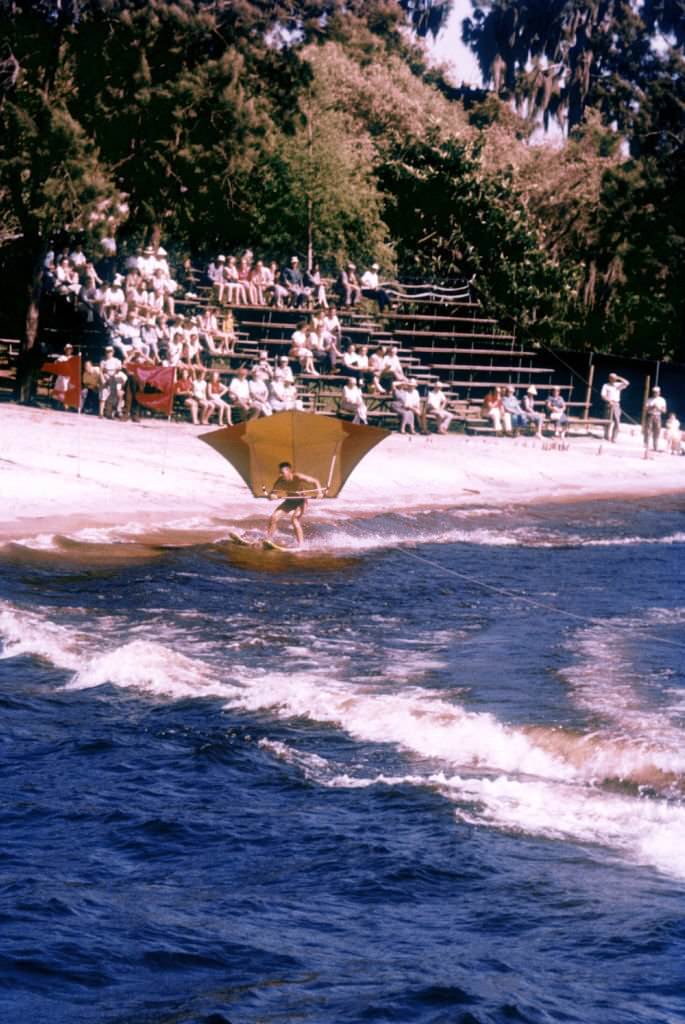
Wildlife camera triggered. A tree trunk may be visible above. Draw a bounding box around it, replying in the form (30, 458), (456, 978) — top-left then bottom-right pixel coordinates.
(14, 243), (47, 403)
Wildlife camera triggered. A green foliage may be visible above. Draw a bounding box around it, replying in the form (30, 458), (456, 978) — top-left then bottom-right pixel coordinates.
(382, 136), (578, 340)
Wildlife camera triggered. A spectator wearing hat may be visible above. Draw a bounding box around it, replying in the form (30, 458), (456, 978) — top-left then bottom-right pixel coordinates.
(335, 262), (362, 307)
(600, 372), (629, 442)
(207, 254), (226, 299)
(392, 378), (421, 434)
(421, 381), (453, 435)
(361, 263), (391, 312)
(274, 355), (295, 385)
(282, 257), (309, 308)
(501, 386), (528, 434)
(521, 386), (544, 437)
(643, 386), (667, 452)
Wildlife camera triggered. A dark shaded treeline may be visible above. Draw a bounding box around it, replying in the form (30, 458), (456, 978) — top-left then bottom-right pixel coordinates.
(0, 0), (683, 384)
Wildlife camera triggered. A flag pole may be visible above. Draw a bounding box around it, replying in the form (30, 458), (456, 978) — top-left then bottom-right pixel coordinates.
(161, 367), (176, 477)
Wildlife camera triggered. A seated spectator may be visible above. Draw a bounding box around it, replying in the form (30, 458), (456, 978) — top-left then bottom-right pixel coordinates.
(665, 413), (682, 455)
(102, 275), (127, 321)
(221, 255), (247, 305)
(174, 367), (198, 423)
(69, 243), (87, 268)
(266, 261), (289, 307)
(191, 367), (212, 425)
(250, 260), (270, 305)
(341, 377), (368, 425)
(381, 345), (406, 387)
(321, 306), (341, 343)
(198, 307), (236, 355)
(183, 330), (203, 369)
(252, 350), (273, 381)
(343, 344), (363, 380)
(206, 370), (232, 425)
(521, 386), (544, 438)
(207, 254), (226, 297)
(289, 321), (318, 375)
(481, 387), (505, 434)
(269, 376), (302, 411)
(238, 255), (256, 304)
(228, 366), (258, 420)
(335, 262), (362, 307)
(282, 257), (310, 308)
(501, 386), (527, 434)
(166, 331), (185, 368)
(392, 379), (420, 435)
(361, 263), (391, 312)
(421, 381), (453, 435)
(177, 257), (199, 297)
(249, 371), (272, 417)
(140, 316), (161, 361)
(274, 355), (295, 384)
(304, 264), (328, 308)
(546, 387), (568, 437)
(368, 348), (386, 394)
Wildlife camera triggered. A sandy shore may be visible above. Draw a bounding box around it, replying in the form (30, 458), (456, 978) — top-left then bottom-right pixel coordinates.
(1, 403), (683, 544)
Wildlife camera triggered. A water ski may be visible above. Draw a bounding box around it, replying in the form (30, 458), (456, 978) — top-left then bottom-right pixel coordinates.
(261, 538), (295, 553)
(227, 529), (257, 548)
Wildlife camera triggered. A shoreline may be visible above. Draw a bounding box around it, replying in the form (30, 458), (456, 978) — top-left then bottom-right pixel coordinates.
(1, 403), (683, 546)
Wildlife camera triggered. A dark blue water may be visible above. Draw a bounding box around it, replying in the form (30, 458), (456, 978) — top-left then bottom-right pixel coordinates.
(1, 499), (684, 1024)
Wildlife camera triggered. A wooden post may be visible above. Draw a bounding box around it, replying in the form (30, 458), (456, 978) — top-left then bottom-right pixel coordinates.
(641, 374), (651, 431)
(583, 360), (595, 430)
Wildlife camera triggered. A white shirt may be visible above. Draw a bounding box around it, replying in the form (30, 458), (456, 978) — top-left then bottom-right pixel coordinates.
(645, 396), (666, 416)
(426, 389), (446, 412)
(229, 377), (250, 402)
(601, 381), (627, 403)
(361, 270), (379, 288)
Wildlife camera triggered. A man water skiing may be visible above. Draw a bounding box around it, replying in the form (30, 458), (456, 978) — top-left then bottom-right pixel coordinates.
(266, 462), (323, 546)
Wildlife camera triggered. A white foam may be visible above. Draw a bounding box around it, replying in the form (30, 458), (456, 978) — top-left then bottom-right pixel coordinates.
(0, 600), (86, 670)
(563, 606), (685, 743)
(223, 670), (574, 780)
(68, 639), (221, 697)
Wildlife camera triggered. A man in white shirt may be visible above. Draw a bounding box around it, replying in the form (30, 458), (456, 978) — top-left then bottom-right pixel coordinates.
(643, 386), (667, 452)
(421, 381), (453, 434)
(341, 377), (368, 424)
(392, 379), (421, 434)
(360, 263), (390, 312)
(228, 367), (258, 420)
(600, 372), (629, 442)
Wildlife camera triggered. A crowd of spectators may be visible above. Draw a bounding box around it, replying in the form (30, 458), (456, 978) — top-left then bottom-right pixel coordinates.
(42, 238), (456, 431)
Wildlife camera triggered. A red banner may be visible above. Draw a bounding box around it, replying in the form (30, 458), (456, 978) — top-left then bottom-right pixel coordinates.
(125, 364), (175, 415)
(41, 354), (82, 410)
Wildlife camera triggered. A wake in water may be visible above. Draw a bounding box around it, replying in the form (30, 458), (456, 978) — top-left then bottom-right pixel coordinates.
(2, 585), (684, 880)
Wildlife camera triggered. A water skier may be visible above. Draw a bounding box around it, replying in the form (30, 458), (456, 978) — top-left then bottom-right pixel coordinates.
(266, 462), (323, 547)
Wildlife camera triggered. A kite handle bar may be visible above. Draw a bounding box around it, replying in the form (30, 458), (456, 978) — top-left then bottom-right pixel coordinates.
(261, 486), (328, 498)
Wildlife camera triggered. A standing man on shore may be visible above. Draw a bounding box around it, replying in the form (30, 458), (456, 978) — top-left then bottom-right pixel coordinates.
(601, 372), (630, 443)
(643, 386), (667, 452)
